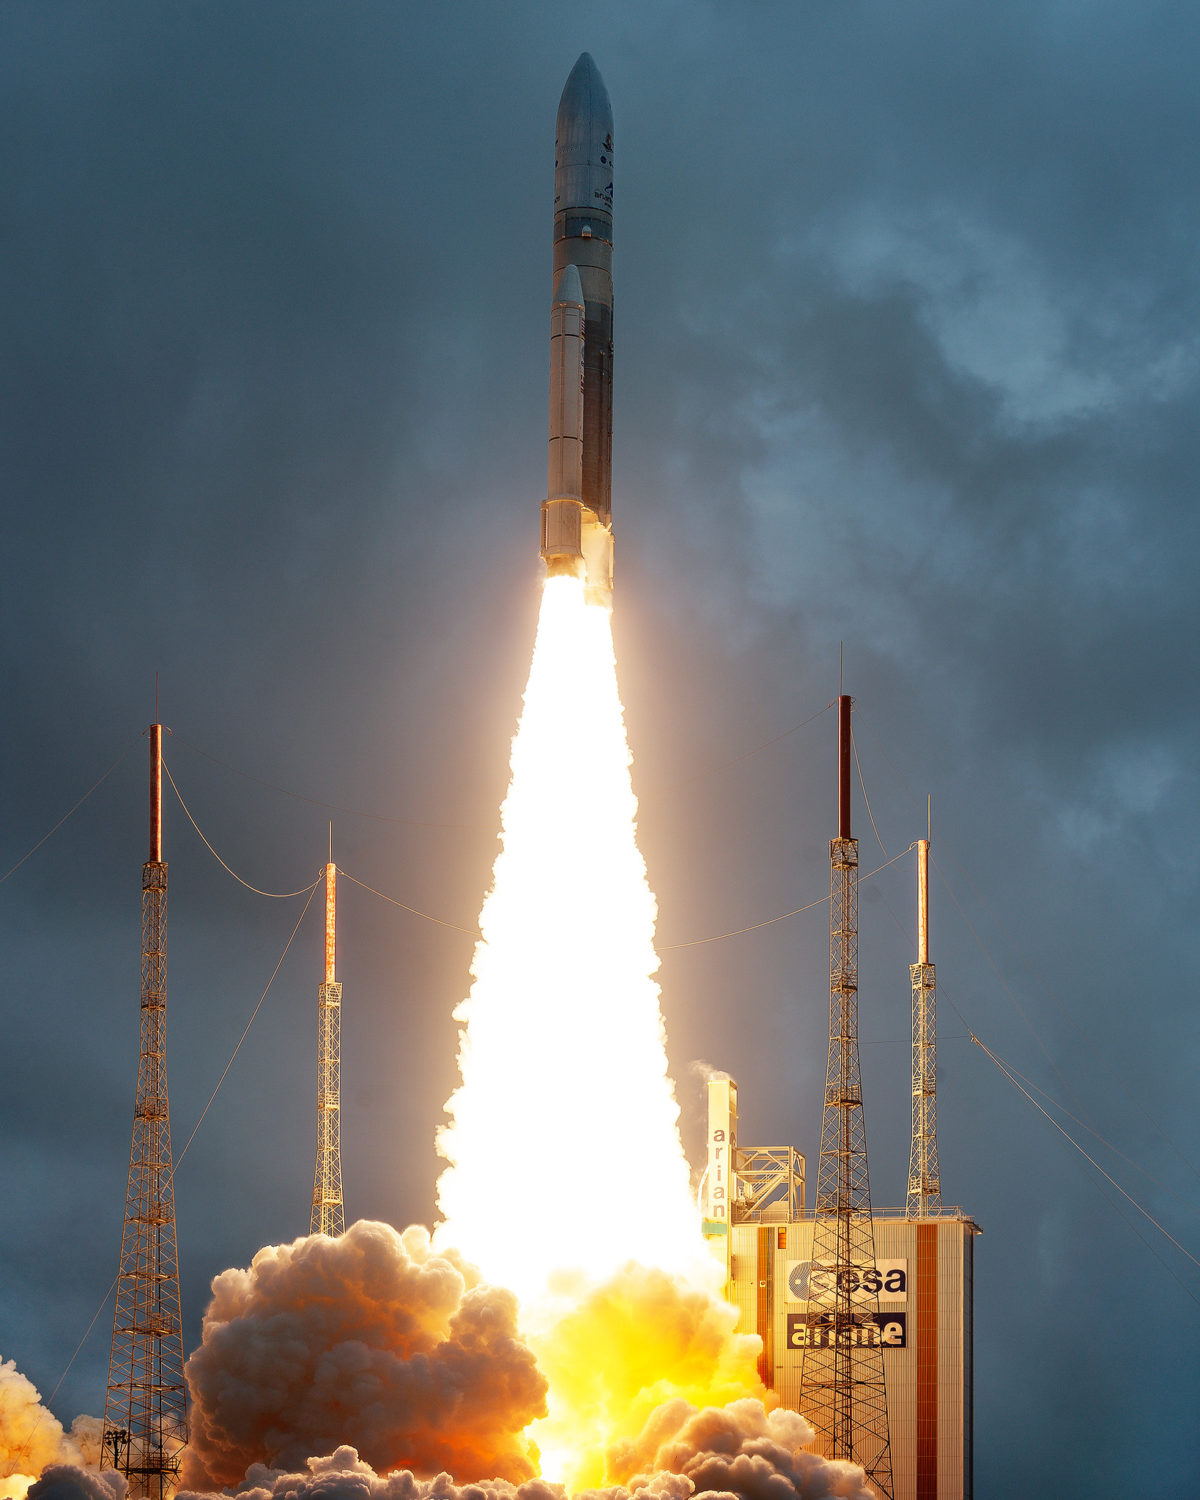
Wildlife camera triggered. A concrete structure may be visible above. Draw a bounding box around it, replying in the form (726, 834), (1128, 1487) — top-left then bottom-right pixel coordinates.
(703, 1079), (979, 1500)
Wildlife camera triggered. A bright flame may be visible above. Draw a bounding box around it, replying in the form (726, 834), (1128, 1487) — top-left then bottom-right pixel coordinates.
(435, 574), (764, 1486)
(525, 1264), (767, 1490)
(436, 575), (705, 1301)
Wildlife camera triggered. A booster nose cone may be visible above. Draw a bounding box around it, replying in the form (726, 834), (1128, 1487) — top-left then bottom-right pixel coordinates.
(553, 262), (584, 308)
(555, 52), (614, 226)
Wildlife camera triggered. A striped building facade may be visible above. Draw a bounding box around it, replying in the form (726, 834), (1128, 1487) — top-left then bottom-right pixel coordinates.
(703, 1079), (979, 1500)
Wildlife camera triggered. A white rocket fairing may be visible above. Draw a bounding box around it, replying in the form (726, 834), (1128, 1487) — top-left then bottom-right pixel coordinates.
(540, 53), (614, 607)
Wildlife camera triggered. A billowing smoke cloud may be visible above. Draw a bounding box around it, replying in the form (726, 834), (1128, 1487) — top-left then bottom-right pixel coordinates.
(168, 1397), (872, 1500)
(180, 1221), (546, 1490)
(19, 1260), (871, 1500)
(613, 1398), (875, 1499)
(687, 1061), (732, 1085)
(25, 1469), (123, 1500)
(0, 1359), (102, 1500)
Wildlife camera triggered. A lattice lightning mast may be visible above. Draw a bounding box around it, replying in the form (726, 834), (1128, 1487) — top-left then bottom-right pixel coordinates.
(310, 853), (345, 1236)
(799, 695), (894, 1500)
(102, 723), (188, 1498)
(907, 832), (941, 1217)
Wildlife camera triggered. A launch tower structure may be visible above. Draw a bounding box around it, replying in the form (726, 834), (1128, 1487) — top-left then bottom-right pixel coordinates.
(310, 859), (345, 1236)
(907, 836), (941, 1218)
(799, 695), (894, 1499)
(102, 723), (188, 1499)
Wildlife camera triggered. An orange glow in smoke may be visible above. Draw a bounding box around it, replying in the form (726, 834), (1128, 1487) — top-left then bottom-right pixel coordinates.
(526, 1264), (767, 1489)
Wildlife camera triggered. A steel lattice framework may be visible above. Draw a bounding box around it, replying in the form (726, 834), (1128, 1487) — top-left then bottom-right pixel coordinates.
(103, 726), (188, 1498)
(907, 840), (941, 1217)
(310, 862), (345, 1236)
(799, 699), (893, 1500)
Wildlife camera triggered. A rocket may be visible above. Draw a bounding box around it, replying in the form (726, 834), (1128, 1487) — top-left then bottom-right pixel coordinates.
(540, 53), (615, 607)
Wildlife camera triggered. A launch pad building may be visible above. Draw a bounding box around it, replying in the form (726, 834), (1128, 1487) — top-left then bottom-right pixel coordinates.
(703, 1078), (980, 1500)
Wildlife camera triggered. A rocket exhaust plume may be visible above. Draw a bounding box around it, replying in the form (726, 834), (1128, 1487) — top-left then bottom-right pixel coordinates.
(434, 574), (704, 1304)
(436, 61), (698, 1304)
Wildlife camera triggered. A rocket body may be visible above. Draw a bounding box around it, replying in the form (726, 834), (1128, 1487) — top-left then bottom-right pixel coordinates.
(541, 53), (615, 606)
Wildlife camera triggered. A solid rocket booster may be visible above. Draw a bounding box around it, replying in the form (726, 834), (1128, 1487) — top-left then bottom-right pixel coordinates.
(540, 52), (615, 606)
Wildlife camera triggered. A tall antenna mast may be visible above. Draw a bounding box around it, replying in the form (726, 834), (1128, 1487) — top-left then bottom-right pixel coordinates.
(102, 722), (188, 1498)
(907, 824), (941, 1217)
(799, 694), (894, 1498)
(310, 844), (345, 1236)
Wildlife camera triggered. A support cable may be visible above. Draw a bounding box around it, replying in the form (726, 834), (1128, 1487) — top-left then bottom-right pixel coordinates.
(923, 844), (1192, 1305)
(945, 982), (1200, 1309)
(30, 1281), (119, 1422)
(338, 870), (481, 938)
(172, 703), (834, 827)
(172, 883), (319, 1167)
(12, 885), (318, 1465)
(930, 849), (1098, 1134)
(854, 704), (1200, 1186)
(868, 856), (1200, 1216)
(0, 742), (139, 886)
(170, 736), (476, 832)
(851, 728), (887, 857)
(339, 843), (917, 955)
(854, 708), (1076, 1106)
(656, 845), (915, 951)
(968, 1031), (1200, 1279)
(162, 758), (319, 898)
(970, 1042), (1200, 1210)
(659, 700), (834, 791)
(864, 840), (1200, 1320)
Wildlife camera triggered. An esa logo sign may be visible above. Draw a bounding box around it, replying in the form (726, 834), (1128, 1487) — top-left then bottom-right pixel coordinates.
(787, 1260), (908, 1302)
(787, 1312), (907, 1351)
(787, 1262), (812, 1300)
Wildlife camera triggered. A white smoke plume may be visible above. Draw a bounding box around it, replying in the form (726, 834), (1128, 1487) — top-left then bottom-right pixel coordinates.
(180, 1221), (547, 1491)
(24, 1397), (874, 1500)
(612, 1398), (875, 1499)
(24, 1470), (123, 1500)
(687, 1061), (732, 1084)
(0, 1359), (102, 1500)
(168, 1397), (871, 1500)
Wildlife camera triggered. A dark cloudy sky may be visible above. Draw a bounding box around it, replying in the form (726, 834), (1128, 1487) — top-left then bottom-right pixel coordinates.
(3, 3), (1198, 1496)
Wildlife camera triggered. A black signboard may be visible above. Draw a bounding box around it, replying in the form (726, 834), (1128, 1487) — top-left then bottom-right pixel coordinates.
(786, 1311), (907, 1351)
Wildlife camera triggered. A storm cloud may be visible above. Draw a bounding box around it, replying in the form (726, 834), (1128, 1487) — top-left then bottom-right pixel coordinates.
(3, 5), (1198, 1498)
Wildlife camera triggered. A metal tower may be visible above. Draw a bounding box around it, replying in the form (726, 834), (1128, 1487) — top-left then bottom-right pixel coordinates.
(799, 695), (894, 1500)
(310, 857), (344, 1236)
(102, 724), (188, 1499)
(907, 834), (941, 1217)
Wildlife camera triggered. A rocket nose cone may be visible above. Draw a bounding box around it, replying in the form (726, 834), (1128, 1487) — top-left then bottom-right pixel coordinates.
(557, 52), (613, 136)
(553, 263), (584, 307)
